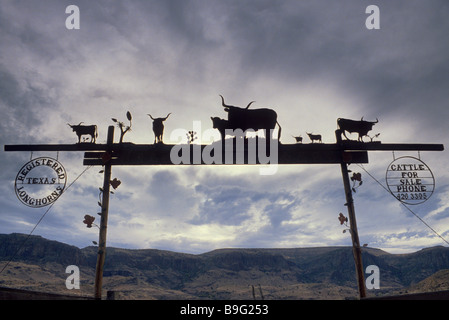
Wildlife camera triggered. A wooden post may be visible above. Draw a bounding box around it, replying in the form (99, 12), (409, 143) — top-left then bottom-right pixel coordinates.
(94, 126), (114, 299)
(336, 130), (367, 299)
(340, 161), (367, 299)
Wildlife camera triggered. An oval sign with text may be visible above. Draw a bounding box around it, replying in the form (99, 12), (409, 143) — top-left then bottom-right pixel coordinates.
(386, 156), (435, 205)
(15, 157), (67, 208)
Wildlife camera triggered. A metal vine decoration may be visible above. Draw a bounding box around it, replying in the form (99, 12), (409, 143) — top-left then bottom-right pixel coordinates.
(82, 171), (121, 231)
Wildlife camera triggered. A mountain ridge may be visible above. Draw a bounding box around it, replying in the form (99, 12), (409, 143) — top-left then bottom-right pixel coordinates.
(1, 233), (448, 299)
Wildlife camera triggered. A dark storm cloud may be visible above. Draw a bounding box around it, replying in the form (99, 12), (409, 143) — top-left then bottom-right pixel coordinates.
(212, 0), (449, 127)
(348, 2), (449, 128)
(208, 1), (367, 81)
(0, 68), (54, 144)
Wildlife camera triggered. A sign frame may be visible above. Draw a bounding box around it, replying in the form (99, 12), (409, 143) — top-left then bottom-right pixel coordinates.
(14, 156), (67, 208)
(385, 156), (435, 205)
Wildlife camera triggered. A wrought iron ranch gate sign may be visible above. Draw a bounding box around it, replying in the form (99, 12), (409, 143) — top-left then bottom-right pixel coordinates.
(4, 97), (444, 299)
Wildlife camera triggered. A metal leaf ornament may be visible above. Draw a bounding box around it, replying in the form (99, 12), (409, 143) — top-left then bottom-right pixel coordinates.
(83, 215), (95, 228)
(338, 213), (348, 225)
(110, 178), (121, 190)
(351, 172), (362, 182)
(350, 172), (363, 193)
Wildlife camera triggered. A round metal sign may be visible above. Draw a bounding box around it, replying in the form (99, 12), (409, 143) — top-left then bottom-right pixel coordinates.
(386, 156), (435, 205)
(14, 157), (67, 208)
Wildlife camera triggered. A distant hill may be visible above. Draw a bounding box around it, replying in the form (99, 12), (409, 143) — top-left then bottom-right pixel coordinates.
(1, 233), (449, 299)
(407, 269), (449, 293)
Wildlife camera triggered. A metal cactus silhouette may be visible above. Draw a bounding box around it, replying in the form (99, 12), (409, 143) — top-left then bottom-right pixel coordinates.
(112, 111), (132, 143)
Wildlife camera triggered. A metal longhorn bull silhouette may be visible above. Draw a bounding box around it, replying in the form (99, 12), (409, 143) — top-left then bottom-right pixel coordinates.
(148, 113), (171, 144)
(219, 95), (281, 140)
(68, 122), (98, 143)
(337, 117), (379, 142)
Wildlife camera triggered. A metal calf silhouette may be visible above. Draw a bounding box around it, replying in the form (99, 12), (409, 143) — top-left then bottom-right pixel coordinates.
(307, 132), (322, 143)
(67, 122), (98, 143)
(292, 135), (303, 143)
(148, 113), (171, 144)
(210, 116), (231, 140)
(219, 95), (281, 140)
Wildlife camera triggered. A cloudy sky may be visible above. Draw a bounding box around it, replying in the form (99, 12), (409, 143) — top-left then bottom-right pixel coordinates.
(1, 0), (448, 255)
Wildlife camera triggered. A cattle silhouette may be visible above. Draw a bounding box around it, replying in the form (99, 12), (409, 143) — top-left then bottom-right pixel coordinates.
(219, 95), (281, 140)
(306, 132), (322, 143)
(67, 123), (98, 143)
(148, 113), (171, 144)
(337, 117), (378, 142)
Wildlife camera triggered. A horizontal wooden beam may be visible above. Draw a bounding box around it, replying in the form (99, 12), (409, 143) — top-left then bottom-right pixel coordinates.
(5, 140), (443, 166)
(5, 141), (444, 153)
(83, 142), (369, 166)
(341, 141), (444, 151)
(4, 144), (109, 152)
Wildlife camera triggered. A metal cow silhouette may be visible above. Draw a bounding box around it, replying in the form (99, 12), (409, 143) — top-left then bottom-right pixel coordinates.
(148, 113), (171, 144)
(68, 122), (98, 143)
(210, 117), (231, 140)
(337, 117), (379, 142)
(292, 135), (303, 143)
(219, 95), (281, 139)
(306, 132), (322, 143)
